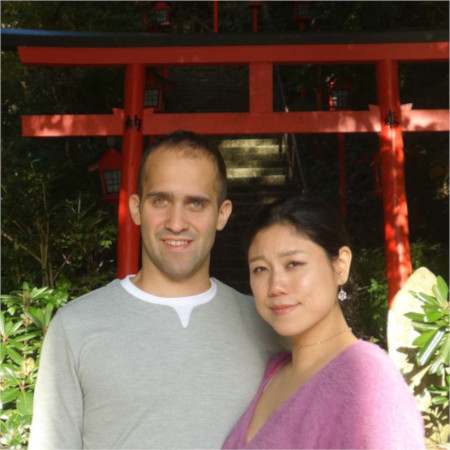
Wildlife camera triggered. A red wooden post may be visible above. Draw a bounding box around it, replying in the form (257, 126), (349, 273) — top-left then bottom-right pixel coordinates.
(118, 63), (146, 278)
(376, 59), (412, 307)
(213, 1), (219, 33)
(252, 7), (259, 33)
(338, 133), (347, 219)
(248, 2), (263, 33)
(249, 62), (273, 113)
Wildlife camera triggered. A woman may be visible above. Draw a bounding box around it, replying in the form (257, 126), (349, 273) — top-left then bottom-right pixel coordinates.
(223, 195), (425, 449)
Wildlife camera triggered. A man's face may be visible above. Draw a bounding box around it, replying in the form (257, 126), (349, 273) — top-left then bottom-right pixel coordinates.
(130, 148), (232, 285)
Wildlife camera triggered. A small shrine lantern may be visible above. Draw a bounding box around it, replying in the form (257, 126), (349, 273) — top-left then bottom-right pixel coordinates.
(293, 1), (313, 31)
(90, 146), (122, 205)
(327, 76), (352, 111)
(152, 2), (171, 27)
(145, 70), (165, 112)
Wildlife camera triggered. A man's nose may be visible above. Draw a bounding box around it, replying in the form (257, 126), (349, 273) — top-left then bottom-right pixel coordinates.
(164, 206), (188, 233)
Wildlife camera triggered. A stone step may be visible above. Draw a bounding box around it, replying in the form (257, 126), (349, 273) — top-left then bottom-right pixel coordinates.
(224, 154), (286, 166)
(218, 138), (279, 149)
(227, 167), (287, 178)
(220, 146), (281, 158)
(228, 174), (287, 185)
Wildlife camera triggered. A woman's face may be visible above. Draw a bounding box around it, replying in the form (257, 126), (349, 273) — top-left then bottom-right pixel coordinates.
(248, 223), (351, 338)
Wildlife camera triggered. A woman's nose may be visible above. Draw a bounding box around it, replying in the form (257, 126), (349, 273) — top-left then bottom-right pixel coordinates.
(268, 271), (289, 297)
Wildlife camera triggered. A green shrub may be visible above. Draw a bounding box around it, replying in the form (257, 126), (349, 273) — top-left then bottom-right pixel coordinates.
(405, 276), (449, 446)
(350, 240), (448, 347)
(1, 282), (69, 448)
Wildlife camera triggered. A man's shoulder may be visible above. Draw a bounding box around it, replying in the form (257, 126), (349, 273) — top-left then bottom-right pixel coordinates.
(213, 278), (253, 303)
(58, 279), (123, 315)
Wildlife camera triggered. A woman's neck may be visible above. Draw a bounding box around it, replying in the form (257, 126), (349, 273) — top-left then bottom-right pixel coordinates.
(289, 313), (357, 375)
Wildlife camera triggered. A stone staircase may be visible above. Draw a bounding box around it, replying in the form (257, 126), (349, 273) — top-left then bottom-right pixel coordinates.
(210, 136), (301, 294)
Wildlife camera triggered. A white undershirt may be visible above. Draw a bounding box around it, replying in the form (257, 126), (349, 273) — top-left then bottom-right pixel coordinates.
(120, 275), (217, 328)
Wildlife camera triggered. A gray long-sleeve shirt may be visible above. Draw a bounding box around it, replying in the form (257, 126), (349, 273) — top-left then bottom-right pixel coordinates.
(29, 278), (279, 449)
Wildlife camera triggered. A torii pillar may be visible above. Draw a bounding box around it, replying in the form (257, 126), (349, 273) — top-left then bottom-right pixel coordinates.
(377, 59), (412, 305)
(118, 64), (146, 278)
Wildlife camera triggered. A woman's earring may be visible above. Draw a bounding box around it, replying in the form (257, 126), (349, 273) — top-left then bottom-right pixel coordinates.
(338, 285), (347, 302)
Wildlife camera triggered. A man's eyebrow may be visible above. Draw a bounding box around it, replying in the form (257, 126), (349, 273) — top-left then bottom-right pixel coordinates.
(146, 191), (171, 198)
(186, 195), (211, 204)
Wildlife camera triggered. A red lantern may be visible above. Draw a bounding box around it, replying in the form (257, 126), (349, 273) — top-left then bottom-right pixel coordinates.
(90, 147), (122, 205)
(327, 76), (352, 111)
(145, 70), (165, 112)
(152, 2), (171, 27)
(293, 1), (312, 31)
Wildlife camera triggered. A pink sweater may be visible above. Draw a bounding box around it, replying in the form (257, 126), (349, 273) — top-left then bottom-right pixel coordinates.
(223, 340), (425, 449)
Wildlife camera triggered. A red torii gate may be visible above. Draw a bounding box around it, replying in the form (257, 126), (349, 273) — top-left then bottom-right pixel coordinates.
(3, 29), (449, 306)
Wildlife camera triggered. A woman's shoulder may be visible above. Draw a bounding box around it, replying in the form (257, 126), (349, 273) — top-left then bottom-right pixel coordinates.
(339, 340), (409, 386)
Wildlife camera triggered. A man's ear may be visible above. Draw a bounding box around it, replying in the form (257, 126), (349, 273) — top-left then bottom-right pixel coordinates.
(334, 246), (352, 285)
(216, 199), (233, 231)
(129, 194), (141, 226)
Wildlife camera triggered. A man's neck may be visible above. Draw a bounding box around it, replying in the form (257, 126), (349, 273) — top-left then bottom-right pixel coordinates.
(130, 269), (212, 298)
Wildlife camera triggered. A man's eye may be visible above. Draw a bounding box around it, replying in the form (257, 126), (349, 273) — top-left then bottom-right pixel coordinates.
(189, 201), (204, 210)
(153, 197), (167, 205)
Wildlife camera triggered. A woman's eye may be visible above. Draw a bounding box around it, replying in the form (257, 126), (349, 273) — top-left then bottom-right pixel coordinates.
(251, 266), (267, 274)
(288, 261), (304, 268)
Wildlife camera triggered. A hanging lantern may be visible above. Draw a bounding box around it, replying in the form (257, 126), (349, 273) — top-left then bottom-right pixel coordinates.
(144, 70), (164, 111)
(327, 76), (352, 110)
(152, 2), (171, 27)
(293, 1), (313, 31)
(89, 147), (122, 205)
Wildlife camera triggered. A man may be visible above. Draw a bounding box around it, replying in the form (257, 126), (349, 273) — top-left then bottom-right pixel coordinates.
(29, 130), (279, 449)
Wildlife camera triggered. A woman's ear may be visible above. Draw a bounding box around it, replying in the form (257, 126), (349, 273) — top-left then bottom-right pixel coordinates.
(334, 246), (352, 285)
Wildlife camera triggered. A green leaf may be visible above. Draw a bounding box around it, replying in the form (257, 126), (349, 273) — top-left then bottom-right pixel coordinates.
(431, 395), (449, 405)
(26, 308), (44, 328)
(410, 322), (439, 332)
(7, 338), (25, 352)
(16, 391), (33, 416)
(15, 331), (42, 342)
(0, 342), (6, 363)
(417, 328), (445, 366)
(0, 387), (20, 404)
(424, 309), (445, 323)
(414, 291), (441, 307)
(413, 329), (437, 347)
(405, 312), (426, 322)
(44, 303), (55, 326)
(433, 276), (449, 306)
(5, 347), (24, 366)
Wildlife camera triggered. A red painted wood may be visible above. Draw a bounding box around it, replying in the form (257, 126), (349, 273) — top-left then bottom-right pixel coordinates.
(376, 60), (412, 308)
(338, 133), (347, 219)
(249, 63), (273, 113)
(18, 41), (449, 66)
(21, 109), (450, 137)
(213, 1), (218, 33)
(117, 64), (145, 278)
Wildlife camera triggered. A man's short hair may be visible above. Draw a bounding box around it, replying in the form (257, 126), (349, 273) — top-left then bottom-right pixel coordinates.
(137, 130), (228, 205)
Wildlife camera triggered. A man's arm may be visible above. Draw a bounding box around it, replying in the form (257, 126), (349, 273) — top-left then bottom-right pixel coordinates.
(29, 312), (84, 449)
